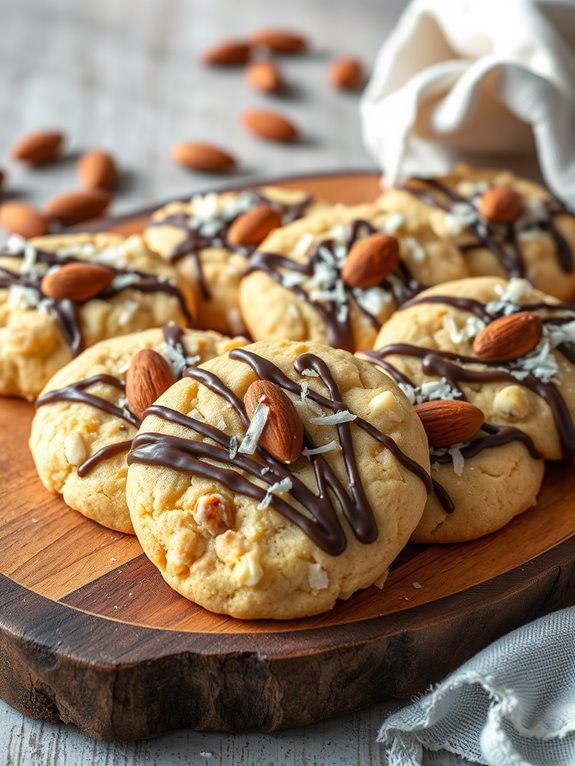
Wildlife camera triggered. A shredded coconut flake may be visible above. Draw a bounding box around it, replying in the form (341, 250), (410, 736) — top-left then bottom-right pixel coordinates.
(238, 402), (269, 454)
(309, 410), (357, 425)
(257, 477), (293, 510)
(404, 236), (426, 263)
(302, 440), (339, 456)
(383, 212), (405, 234)
(300, 367), (319, 377)
(228, 436), (238, 459)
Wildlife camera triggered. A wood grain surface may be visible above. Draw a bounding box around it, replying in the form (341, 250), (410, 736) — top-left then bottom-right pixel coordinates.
(1, 171), (575, 743)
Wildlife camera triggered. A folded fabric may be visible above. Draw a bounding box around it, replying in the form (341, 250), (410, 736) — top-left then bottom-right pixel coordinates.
(378, 606), (575, 766)
(360, 0), (575, 204)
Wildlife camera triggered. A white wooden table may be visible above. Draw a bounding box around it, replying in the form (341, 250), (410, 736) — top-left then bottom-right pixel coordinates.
(0, 0), (476, 763)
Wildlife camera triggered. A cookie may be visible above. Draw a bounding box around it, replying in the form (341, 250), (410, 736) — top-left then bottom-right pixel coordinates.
(377, 164), (575, 301)
(0, 233), (196, 400)
(30, 326), (246, 534)
(144, 186), (323, 335)
(126, 339), (431, 619)
(361, 275), (575, 541)
(239, 203), (468, 352)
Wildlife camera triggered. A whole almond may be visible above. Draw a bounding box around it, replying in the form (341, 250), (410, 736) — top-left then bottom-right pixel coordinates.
(249, 28), (307, 54)
(41, 262), (115, 302)
(473, 312), (543, 361)
(246, 60), (283, 93)
(241, 109), (298, 143)
(202, 40), (251, 66)
(11, 130), (63, 165)
(77, 150), (117, 189)
(478, 185), (523, 223)
(171, 141), (236, 173)
(227, 204), (282, 246)
(126, 349), (175, 420)
(244, 379), (303, 463)
(341, 233), (400, 288)
(329, 57), (364, 91)
(44, 189), (110, 226)
(415, 400), (484, 448)
(0, 202), (49, 238)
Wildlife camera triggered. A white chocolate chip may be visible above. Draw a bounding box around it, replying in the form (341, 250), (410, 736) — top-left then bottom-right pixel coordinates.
(494, 385), (531, 419)
(234, 550), (263, 587)
(369, 390), (405, 423)
(63, 431), (87, 466)
(307, 563), (329, 591)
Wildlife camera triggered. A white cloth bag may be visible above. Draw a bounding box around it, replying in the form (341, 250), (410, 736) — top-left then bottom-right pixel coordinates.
(360, 0), (575, 203)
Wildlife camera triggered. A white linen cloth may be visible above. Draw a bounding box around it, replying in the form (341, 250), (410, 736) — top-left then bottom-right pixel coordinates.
(378, 606), (575, 766)
(360, 0), (575, 203)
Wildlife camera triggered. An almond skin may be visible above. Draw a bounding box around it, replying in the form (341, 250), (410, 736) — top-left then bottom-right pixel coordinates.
(244, 379), (303, 463)
(11, 130), (63, 165)
(41, 262), (115, 302)
(202, 40), (251, 66)
(170, 141), (236, 173)
(246, 60), (283, 93)
(478, 185), (523, 223)
(126, 349), (175, 421)
(0, 202), (49, 238)
(77, 150), (117, 189)
(241, 109), (298, 143)
(329, 57), (364, 90)
(227, 204), (282, 246)
(341, 233), (400, 288)
(44, 189), (111, 226)
(473, 312), (543, 362)
(415, 400), (484, 448)
(249, 28), (307, 54)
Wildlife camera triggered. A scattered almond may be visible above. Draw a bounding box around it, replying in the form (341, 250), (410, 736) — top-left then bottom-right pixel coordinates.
(329, 57), (364, 91)
(202, 40), (251, 66)
(415, 400), (484, 448)
(249, 28), (307, 54)
(246, 60), (283, 93)
(241, 109), (298, 143)
(0, 202), (50, 238)
(126, 349), (175, 420)
(41, 262), (115, 302)
(477, 185), (523, 223)
(44, 189), (110, 226)
(170, 141), (236, 173)
(341, 233), (400, 288)
(227, 204), (282, 246)
(473, 312), (543, 361)
(11, 129), (64, 165)
(244, 379), (303, 462)
(77, 150), (117, 190)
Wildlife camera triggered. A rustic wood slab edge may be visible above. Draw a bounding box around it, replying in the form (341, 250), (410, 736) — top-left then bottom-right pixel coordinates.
(1, 535), (574, 740)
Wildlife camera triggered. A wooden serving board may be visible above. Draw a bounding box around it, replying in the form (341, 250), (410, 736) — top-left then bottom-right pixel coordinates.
(2, 171), (575, 741)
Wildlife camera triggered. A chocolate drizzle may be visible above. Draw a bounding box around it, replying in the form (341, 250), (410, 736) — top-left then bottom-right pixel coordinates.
(401, 178), (573, 277)
(363, 347), (544, 513)
(245, 220), (417, 351)
(0, 245), (192, 356)
(364, 288), (575, 510)
(128, 349), (432, 555)
(35, 324), (193, 477)
(150, 189), (313, 299)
